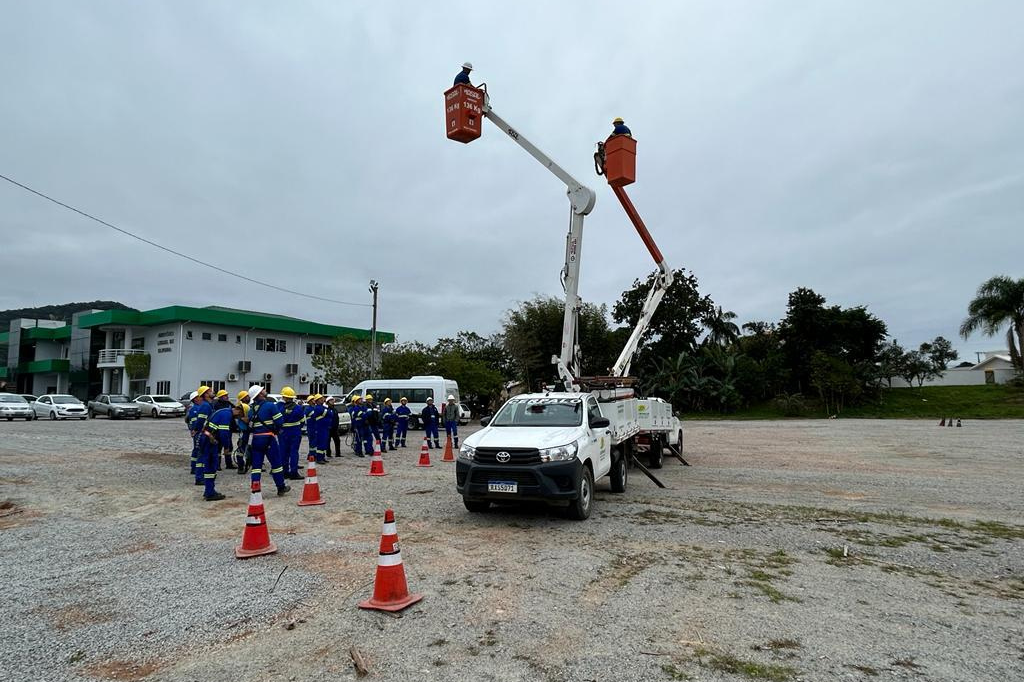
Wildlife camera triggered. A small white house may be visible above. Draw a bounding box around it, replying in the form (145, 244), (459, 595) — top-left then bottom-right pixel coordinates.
(891, 350), (1017, 387)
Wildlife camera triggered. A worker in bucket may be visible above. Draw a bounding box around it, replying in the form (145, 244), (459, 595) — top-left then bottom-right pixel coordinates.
(611, 117), (631, 137)
(246, 385), (291, 496)
(421, 396), (441, 449)
(278, 387), (305, 480)
(349, 395), (365, 457)
(443, 394), (461, 448)
(200, 402), (242, 501)
(394, 396), (411, 448)
(453, 61), (473, 86)
(381, 397), (396, 451)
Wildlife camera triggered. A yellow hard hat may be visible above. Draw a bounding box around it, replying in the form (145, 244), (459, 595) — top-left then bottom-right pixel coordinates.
(281, 386), (296, 399)
(197, 385), (211, 397)
(214, 389), (229, 399)
(613, 117), (624, 124)
(364, 393), (373, 401)
(351, 395), (360, 403)
(400, 396), (407, 402)
(384, 397), (392, 404)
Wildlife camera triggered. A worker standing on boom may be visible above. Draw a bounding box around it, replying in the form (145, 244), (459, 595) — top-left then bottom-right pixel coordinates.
(453, 61), (473, 85)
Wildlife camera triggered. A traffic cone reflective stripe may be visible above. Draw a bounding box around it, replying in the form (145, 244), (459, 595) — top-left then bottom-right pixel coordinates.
(298, 453), (325, 506)
(442, 435), (455, 462)
(358, 507), (423, 612)
(367, 440), (386, 476)
(235, 481), (277, 559)
(417, 437), (433, 467)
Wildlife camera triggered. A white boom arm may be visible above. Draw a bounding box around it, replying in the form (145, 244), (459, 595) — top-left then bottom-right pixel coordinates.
(610, 262), (673, 377)
(482, 93), (596, 391)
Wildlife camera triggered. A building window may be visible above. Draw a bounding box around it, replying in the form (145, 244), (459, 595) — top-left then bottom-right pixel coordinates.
(256, 337), (288, 353)
(131, 338), (145, 350)
(236, 335), (242, 344)
(201, 332), (212, 341)
(186, 330), (193, 340)
(200, 380), (226, 394)
(218, 334), (227, 342)
(156, 381), (170, 394)
(309, 381), (327, 395)
(305, 342), (331, 355)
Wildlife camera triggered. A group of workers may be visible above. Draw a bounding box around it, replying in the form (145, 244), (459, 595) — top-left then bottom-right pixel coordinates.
(184, 385), (462, 502)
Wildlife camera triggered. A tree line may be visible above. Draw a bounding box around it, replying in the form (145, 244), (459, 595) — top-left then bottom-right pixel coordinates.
(311, 273), (1023, 416)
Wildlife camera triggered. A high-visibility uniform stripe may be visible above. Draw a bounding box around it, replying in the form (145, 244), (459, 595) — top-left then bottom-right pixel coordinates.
(271, 466), (283, 474)
(204, 473), (216, 479)
(377, 552), (403, 567)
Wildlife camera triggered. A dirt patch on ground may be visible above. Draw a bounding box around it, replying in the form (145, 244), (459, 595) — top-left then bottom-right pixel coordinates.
(41, 604), (116, 631)
(117, 452), (186, 466)
(84, 659), (162, 681)
(0, 498), (40, 530)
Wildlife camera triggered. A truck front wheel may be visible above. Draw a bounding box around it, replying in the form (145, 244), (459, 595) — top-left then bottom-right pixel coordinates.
(463, 497), (490, 513)
(566, 466), (594, 520)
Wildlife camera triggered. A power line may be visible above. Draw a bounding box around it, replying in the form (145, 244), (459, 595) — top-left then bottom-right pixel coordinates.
(0, 172), (370, 308)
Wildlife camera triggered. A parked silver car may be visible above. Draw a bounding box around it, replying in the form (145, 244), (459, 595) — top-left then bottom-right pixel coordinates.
(33, 394), (88, 420)
(0, 393), (34, 421)
(134, 394), (187, 418)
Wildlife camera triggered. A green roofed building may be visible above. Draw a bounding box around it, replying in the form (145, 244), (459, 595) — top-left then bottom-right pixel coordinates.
(0, 306), (393, 400)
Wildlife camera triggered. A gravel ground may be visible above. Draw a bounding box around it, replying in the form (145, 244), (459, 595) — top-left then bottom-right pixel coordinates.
(1, 417), (1022, 682)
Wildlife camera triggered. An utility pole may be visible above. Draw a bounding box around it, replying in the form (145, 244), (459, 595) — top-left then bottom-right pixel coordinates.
(369, 280), (379, 379)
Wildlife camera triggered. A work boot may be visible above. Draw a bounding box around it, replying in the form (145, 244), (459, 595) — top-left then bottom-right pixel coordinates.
(277, 485), (291, 496)
(287, 472), (303, 481)
(194, 479), (203, 486)
(203, 492), (226, 501)
(434, 440), (441, 449)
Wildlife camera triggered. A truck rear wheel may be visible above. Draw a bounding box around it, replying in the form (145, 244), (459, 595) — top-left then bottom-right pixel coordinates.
(648, 435), (664, 469)
(566, 466), (594, 520)
(463, 497), (490, 513)
(609, 450), (628, 493)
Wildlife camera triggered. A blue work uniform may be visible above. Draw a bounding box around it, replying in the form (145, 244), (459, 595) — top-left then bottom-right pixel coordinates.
(349, 403), (365, 455)
(192, 400), (214, 483)
(453, 69), (471, 85)
(364, 401), (382, 453)
(186, 402), (199, 474)
(613, 123), (632, 136)
(312, 404), (328, 463)
(394, 404), (411, 448)
(381, 403), (395, 450)
(248, 397), (287, 493)
(201, 407), (234, 498)
(421, 403), (441, 448)
(279, 400), (305, 477)
(303, 403), (316, 456)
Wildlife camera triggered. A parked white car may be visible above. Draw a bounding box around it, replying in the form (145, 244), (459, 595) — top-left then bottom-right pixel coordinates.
(458, 403), (471, 425)
(33, 394), (88, 420)
(0, 393), (34, 421)
(134, 394), (187, 418)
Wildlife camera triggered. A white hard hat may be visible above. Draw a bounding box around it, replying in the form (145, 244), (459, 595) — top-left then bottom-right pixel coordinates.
(189, 391), (198, 400)
(247, 384), (265, 399)
(448, 395), (456, 401)
(462, 61), (473, 70)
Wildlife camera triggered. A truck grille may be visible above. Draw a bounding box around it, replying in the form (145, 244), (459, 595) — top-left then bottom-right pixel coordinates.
(470, 470), (538, 486)
(474, 447), (541, 465)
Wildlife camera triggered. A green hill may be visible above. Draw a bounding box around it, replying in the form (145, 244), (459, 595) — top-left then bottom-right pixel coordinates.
(692, 385), (1024, 420)
(0, 301), (135, 330)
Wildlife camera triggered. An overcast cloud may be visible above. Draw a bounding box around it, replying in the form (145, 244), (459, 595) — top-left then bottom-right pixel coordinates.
(2, 1), (1022, 362)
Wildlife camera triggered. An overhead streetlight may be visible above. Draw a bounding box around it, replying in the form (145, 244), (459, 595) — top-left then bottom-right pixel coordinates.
(369, 280), (379, 378)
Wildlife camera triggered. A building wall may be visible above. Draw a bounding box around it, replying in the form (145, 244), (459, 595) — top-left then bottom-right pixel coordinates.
(890, 364), (1016, 387)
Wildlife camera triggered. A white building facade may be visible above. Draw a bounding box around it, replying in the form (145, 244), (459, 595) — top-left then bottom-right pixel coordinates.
(890, 350), (1018, 387)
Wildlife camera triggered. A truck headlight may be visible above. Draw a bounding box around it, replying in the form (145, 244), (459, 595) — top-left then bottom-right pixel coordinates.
(458, 444), (476, 462)
(539, 442), (578, 462)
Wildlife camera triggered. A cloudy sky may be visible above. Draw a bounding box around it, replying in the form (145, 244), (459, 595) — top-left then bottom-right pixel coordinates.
(3, 1), (1022, 362)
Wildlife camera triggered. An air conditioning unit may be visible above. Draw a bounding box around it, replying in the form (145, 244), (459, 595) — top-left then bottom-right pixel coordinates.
(285, 363), (299, 375)
(262, 372), (273, 382)
(298, 374), (310, 383)
(238, 360), (251, 373)
(226, 372), (238, 382)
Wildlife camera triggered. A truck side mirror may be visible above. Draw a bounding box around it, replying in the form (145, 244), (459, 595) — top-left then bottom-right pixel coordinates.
(480, 417), (491, 427)
(590, 416), (610, 429)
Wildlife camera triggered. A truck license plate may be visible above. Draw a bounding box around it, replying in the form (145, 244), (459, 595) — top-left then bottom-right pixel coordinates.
(488, 481), (517, 493)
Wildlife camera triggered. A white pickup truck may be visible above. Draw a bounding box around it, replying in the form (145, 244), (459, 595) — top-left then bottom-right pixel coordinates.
(456, 391), (681, 520)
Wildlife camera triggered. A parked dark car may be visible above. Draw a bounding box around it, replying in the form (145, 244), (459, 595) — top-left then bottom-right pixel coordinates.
(88, 394), (142, 419)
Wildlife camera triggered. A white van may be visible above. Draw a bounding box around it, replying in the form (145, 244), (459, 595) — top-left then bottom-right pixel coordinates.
(345, 376), (459, 430)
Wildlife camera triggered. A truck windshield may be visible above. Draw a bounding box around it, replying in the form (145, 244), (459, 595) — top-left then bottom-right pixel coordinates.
(491, 398), (583, 427)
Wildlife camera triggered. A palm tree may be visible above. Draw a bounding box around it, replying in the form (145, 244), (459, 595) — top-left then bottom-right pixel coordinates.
(959, 275), (1024, 374)
(704, 306), (740, 347)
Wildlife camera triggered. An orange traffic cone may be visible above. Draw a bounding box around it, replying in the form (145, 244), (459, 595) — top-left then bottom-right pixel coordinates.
(367, 439), (386, 476)
(442, 435), (455, 462)
(235, 480), (277, 559)
(358, 507), (423, 612)
(417, 437), (433, 467)
(939, 417), (946, 426)
(298, 453), (325, 506)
